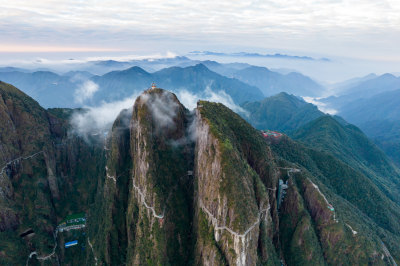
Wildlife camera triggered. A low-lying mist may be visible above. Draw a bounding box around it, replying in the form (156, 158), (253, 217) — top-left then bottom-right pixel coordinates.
(70, 93), (139, 140)
(177, 87), (249, 116)
(68, 86), (247, 142)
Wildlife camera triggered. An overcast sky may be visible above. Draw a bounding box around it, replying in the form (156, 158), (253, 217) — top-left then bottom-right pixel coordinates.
(1, 0), (400, 61)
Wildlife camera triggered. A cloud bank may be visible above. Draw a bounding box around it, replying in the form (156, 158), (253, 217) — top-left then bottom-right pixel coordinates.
(177, 87), (248, 116)
(2, 0), (400, 61)
(69, 86), (248, 144)
(74, 80), (99, 104)
(70, 93), (139, 139)
(140, 91), (179, 131)
(303, 96), (337, 115)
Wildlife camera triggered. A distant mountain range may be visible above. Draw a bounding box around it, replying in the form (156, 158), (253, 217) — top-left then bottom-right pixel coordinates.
(92, 63), (264, 105)
(188, 62), (325, 97)
(89, 56), (196, 74)
(329, 73), (377, 94)
(188, 51), (331, 61)
(339, 89), (400, 167)
(0, 64), (264, 107)
(323, 73), (400, 109)
(340, 89), (400, 123)
(232, 66), (325, 97)
(340, 73), (400, 97)
(0, 70), (81, 107)
(0, 62), (325, 108)
(320, 74), (400, 166)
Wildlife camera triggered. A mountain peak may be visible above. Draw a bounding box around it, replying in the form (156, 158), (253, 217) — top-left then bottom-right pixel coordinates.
(274, 91), (292, 98)
(243, 65), (271, 72)
(380, 73), (396, 79)
(242, 92), (323, 132)
(191, 63), (209, 71)
(125, 66), (149, 74)
(267, 92), (305, 105)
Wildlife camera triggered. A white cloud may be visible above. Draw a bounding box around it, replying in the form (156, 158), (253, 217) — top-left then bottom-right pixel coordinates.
(74, 80), (99, 104)
(140, 91), (179, 130)
(1, 0), (400, 60)
(177, 90), (198, 110)
(303, 96), (337, 115)
(70, 93), (138, 138)
(69, 86), (248, 143)
(177, 87), (249, 116)
(85, 52), (178, 62)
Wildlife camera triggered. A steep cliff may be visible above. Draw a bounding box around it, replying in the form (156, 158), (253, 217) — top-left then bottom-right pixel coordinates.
(125, 88), (194, 265)
(87, 108), (132, 265)
(194, 101), (280, 265)
(87, 87), (399, 266)
(0, 81), (104, 265)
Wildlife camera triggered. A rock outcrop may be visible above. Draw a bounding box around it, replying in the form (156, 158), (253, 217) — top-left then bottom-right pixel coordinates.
(125, 88), (194, 265)
(194, 101), (278, 265)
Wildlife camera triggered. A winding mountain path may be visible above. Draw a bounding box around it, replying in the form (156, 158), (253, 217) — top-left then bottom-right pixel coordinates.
(88, 237), (98, 266)
(345, 223), (358, 235)
(132, 181), (165, 219)
(198, 167), (298, 240)
(105, 166), (116, 183)
(199, 199), (270, 239)
(309, 179), (338, 222)
(26, 230), (58, 265)
(381, 241), (398, 266)
(0, 151), (44, 177)
(131, 174), (183, 220)
(2, 150), (60, 266)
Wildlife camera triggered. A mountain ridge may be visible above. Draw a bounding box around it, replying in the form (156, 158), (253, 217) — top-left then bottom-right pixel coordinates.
(233, 66), (325, 97)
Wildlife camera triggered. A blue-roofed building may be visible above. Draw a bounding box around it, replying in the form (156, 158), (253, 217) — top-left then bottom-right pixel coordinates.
(65, 240), (78, 248)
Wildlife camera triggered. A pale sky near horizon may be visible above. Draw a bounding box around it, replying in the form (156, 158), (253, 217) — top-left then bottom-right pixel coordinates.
(1, 0), (400, 61)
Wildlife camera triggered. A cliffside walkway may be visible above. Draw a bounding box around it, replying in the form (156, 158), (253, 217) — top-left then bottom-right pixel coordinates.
(309, 180), (338, 223)
(88, 237), (98, 266)
(0, 151), (44, 177)
(132, 181), (165, 219)
(26, 230), (58, 265)
(345, 223), (358, 235)
(105, 166), (116, 183)
(199, 199), (270, 239)
(277, 168), (337, 220)
(131, 174), (183, 220)
(381, 241), (398, 266)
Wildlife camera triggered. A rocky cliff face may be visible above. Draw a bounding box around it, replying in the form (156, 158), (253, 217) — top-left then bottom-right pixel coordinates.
(87, 108), (132, 265)
(125, 88), (194, 265)
(194, 102), (278, 265)
(0, 81), (58, 264)
(87, 87), (399, 266)
(89, 89), (280, 265)
(0, 81), (104, 265)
